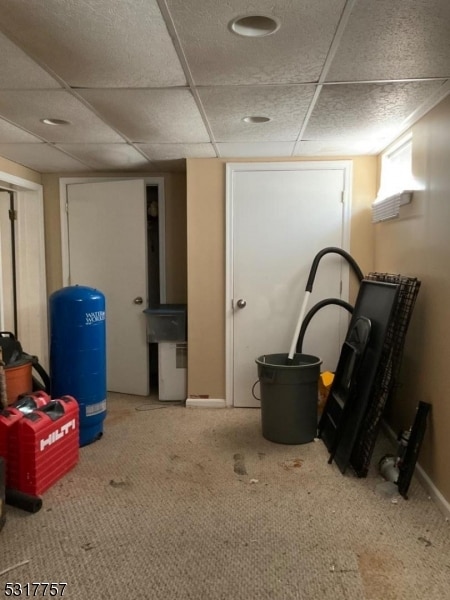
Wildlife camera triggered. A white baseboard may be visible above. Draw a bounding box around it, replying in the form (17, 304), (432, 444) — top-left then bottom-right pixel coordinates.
(414, 463), (450, 520)
(381, 420), (450, 519)
(185, 398), (226, 408)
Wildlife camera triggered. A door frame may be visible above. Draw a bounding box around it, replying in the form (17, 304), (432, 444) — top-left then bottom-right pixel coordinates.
(0, 171), (48, 369)
(0, 190), (14, 332)
(59, 176), (166, 301)
(225, 161), (352, 407)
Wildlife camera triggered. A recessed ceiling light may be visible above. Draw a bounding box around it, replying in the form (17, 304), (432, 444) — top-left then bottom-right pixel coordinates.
(229, 15), (280, 38)
(242, 116), (272, 124)
(40, 118), (71, 126)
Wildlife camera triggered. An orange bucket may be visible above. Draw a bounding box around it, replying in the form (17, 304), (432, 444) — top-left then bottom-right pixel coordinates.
(5, 360), (33, 405)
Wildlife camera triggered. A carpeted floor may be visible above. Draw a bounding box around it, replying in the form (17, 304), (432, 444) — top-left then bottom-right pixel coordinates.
(1, 393), (449, 599)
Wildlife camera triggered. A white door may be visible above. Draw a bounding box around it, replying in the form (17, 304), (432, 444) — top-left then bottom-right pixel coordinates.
(228, 163), (350, 408)
(67, 179), (149, 395)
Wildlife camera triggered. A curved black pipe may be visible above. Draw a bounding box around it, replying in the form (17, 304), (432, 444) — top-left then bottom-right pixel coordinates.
(296, 298), (354, 353)
(305, 247), (364, 292)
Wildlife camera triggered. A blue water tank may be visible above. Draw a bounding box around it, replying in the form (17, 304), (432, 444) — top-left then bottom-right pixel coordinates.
(49, 285), (106, 446)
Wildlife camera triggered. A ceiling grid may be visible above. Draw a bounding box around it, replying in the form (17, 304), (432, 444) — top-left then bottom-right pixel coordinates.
(0, 0), (448, 172)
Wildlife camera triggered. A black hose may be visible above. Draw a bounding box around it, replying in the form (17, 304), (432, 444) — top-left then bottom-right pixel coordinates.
(27, 354), (50, 393)
(296, 298), (354, 353)
(305, 247), (364, 292)
(5, 488), (43, 513)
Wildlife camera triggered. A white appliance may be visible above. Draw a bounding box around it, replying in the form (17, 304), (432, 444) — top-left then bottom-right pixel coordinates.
(158, 342), (187, 401)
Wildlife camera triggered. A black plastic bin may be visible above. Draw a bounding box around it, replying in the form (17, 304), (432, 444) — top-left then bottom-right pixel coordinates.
(255, 353), (322, 444)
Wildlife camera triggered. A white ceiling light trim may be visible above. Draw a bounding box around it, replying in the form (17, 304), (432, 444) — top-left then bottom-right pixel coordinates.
(372, 190), (413, 223)
(229, 15), (280, 38)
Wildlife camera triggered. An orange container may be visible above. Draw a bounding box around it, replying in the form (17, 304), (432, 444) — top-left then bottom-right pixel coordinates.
(5, 361), (33, 405)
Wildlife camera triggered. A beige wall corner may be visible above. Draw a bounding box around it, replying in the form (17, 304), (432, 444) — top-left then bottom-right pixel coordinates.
(374, 95), (450, 505)
(349, 157), (377, 299)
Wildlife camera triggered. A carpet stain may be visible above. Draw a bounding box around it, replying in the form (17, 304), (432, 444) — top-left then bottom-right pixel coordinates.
(418, 536), (433, 547)
(357, 547), (409, 600)
(105, 408), (133, 426)
(280, 458), (304, 471)
(81, 542), (95, 551)
(109, 478), (132, 489)
(233, 453), (247, 475)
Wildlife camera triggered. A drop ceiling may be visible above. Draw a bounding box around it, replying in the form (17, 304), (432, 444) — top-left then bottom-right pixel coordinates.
(0, 0), (449, 173)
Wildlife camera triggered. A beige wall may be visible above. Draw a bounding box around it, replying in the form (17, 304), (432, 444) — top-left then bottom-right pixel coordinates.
(374, 95), (450, 503)
(186, 160), (227, 399)
(41, 174), (63, 295)
(41, 172), (187, 302)
(186, 157), (377, 400)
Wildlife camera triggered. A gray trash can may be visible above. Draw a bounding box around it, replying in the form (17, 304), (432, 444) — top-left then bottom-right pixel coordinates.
(255, 353), (322, 444)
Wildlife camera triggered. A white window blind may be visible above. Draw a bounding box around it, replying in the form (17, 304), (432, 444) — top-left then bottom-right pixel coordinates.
(372, 136), (414, 223)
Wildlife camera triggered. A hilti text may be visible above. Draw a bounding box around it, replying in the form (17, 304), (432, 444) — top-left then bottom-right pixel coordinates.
(40, 419), (76, 451)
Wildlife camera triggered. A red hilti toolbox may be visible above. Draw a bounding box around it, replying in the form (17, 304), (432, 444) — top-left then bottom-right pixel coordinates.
(17, 396), (79, 496)
(0, 391), (51, 489)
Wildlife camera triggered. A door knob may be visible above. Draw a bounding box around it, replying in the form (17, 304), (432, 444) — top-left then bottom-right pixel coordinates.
(133, 296), (143, 305)
(236, 299), (247, 309)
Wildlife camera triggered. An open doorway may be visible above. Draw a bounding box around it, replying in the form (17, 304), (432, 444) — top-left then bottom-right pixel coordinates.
(0, 189), (17, 335)
(147, 184), (161, 394)
(0, 172), (47, 370)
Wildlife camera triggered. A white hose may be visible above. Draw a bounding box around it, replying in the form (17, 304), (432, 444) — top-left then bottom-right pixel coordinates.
(288, 291), (311, 361)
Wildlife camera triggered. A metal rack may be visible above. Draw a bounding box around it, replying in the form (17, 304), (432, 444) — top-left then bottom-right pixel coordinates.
(349, 273), (421, 477)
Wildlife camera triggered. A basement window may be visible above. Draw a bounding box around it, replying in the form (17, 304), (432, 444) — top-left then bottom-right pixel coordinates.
(372, 135), (414, 223)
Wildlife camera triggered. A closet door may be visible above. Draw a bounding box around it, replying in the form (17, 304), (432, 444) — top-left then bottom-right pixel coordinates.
(228, 163), (350, 407)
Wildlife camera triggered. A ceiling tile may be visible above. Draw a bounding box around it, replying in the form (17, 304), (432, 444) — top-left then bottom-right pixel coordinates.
(166, 0), (346, 85)
(294, 140), (379, 156)
(55, 143), (153, 170)
(79, 89), (210, 143)
(217, 142), (295, 157)
(0, 31), (61, 90)
(0, 90), (123, 142)
(136, 143), (216, 160)
(304, 81), (445, 141)
(328, 0), (450, 82)
(0, 0), (448, 170)
(0, 118), (42, 143)
(0, 0), (186, 87)
(0, 143), (91, 173)
(199, 85), (315, 142)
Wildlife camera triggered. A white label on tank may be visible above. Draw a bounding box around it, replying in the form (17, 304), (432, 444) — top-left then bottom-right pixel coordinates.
(85, 310), (106, 325)
(86, 400), (107, 416)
